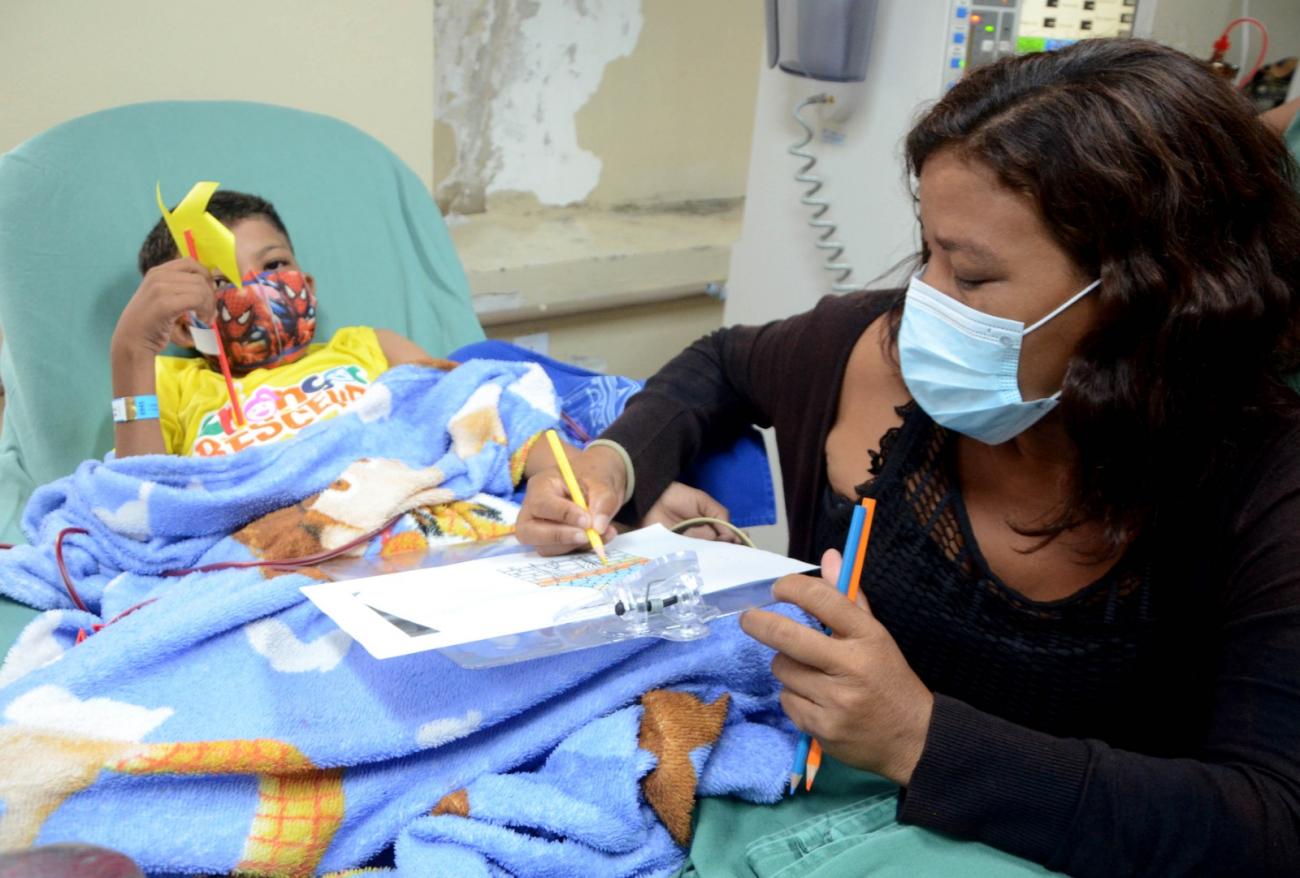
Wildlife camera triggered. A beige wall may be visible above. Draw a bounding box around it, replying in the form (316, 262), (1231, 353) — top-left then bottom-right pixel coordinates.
(434, 0), (763, 212)
(0, 0), (436, 189)
(484, 297), (723, 382)
(577, 0), (764, 207)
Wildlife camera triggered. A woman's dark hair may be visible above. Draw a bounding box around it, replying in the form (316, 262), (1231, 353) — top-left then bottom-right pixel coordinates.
(899, 38), (1300, 554)
(137, 190), (292, 275)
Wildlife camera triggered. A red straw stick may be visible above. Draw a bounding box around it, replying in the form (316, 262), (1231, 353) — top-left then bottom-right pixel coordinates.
(184, 230), (244, 426)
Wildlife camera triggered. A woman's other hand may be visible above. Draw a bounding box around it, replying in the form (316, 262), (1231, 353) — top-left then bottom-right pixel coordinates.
(516, 442), (627, 555)
(643, 482), (742, 543)
(741, 549), (935, 786)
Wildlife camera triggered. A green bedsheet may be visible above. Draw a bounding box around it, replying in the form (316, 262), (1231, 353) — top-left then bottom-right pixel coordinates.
(678, 756), (1059, 877)
(0, 597), (37, 664)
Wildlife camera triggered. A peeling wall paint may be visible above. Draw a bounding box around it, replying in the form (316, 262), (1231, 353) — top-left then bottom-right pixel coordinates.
(435, 0), (643, 213)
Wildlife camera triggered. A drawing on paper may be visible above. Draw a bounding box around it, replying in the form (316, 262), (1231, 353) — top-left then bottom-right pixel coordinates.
(499, 549), (650, 588)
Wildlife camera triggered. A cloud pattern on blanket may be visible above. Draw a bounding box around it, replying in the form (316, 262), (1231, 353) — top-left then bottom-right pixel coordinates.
(0, 361), (798, 876)
(244, 618), (352, 673)
(93, 481), (155, 541)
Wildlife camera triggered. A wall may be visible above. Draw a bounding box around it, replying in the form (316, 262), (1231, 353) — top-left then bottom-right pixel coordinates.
(720, 1), (953, 551)
(724, 2), (951, 330)
(433, 0), (764, 212)
(0, 0), (436, 189)
(436, 0), (765, 382)
(725, 0), (1299, 333)
(1150, 0), (1300, 70)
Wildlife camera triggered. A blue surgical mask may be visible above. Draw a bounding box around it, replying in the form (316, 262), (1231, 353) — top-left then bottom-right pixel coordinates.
(898, 271), (1100, 445)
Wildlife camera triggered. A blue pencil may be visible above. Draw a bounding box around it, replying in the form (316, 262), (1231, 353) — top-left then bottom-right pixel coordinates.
(789, 502), (867, 794)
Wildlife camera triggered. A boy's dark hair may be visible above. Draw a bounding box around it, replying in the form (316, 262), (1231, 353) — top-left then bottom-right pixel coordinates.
(137, 190), (293, 275)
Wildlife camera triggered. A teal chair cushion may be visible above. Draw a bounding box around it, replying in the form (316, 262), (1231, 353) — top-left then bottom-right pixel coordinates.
(0, 100), (484, 546)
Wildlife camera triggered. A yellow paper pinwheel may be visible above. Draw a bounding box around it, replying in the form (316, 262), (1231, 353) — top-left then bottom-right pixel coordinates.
(155, 181), (242, 286)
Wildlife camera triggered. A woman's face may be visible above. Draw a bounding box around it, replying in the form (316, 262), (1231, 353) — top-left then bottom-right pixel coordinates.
(917, 148), (1098, 403)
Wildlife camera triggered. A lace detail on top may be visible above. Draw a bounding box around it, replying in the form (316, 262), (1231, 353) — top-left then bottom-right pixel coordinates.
(814, 404), (1157, 745)
(861, 402), (914, 487)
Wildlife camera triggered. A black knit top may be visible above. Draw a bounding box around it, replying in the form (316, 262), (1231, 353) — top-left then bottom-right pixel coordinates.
(813, 404), (1159, 749)
(603, 290), (1300, 876)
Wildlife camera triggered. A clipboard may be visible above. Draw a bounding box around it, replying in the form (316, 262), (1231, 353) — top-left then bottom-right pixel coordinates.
(300, 525), (816, 667)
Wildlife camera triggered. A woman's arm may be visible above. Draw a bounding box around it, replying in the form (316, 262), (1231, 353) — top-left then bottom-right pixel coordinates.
(516, 300), (833, 553)
(600, 292), (888, 523)
(515, 320), (790, 553)
(516, 291), (897, 553)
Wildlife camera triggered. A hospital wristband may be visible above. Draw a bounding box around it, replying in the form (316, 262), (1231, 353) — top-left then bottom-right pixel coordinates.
(111, 394), (160, 424)
(586, 438), (635, 505)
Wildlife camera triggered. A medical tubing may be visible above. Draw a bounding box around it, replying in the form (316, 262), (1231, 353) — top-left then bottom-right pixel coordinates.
(55, 527), (91, 611)
(1214, 17), (1269, 90)
(45, 511), (401, 638)
(163, 512), (406, 576)
(790, 95), (858, 293)
(669, 517), (755, 548)
(15, 513), (752, 642)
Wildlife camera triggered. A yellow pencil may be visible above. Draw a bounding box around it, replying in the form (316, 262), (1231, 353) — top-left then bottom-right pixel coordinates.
(544, 429), (608, 563)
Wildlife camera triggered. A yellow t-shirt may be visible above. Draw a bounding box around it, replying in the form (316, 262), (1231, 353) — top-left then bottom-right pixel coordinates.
(156, 326), (389, 457)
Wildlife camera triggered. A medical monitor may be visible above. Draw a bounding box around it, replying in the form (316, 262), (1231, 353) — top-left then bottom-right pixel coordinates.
(943, 0), (1146, 92)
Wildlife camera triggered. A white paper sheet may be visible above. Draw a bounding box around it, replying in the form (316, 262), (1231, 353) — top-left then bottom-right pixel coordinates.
(300, 525), (815, 661)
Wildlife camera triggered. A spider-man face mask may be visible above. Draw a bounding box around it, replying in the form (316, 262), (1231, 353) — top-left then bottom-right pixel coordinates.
(189, 270), (317, 372)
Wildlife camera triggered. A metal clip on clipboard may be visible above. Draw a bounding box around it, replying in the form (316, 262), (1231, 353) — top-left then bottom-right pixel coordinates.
(593, 550), (719, 642)
(435, 551), (726, 668)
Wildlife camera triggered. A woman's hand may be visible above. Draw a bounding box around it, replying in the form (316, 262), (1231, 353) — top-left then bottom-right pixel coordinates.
(643, 482), (742, 543)
(740, 549), (935, 786)
(516, 443), (627, 555)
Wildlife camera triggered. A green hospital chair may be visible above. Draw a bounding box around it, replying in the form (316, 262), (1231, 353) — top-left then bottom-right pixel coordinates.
(0, 100), (485, 652)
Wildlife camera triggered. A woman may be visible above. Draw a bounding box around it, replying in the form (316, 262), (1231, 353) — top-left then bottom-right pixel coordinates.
(518, 39), (1300, 875)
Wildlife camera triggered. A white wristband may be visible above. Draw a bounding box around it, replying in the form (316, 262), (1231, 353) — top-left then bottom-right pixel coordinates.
(586, 438), (635, 505)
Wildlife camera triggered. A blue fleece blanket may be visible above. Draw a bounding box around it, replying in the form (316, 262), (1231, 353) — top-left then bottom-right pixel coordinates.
(0, 361), (795, 876)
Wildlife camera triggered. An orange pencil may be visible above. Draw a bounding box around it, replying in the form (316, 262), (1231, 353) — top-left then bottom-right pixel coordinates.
(806, 497), (877, 791)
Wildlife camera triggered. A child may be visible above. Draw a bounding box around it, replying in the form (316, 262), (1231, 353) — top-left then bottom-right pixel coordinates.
(112, 189), (732, 545)
(112, 191), (450, 459)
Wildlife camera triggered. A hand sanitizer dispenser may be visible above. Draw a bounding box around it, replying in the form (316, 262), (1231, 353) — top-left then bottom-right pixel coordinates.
(765, 0), (878, 83)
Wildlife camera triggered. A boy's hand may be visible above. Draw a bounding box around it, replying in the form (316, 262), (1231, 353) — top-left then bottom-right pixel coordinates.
(111, 259), (217, 362)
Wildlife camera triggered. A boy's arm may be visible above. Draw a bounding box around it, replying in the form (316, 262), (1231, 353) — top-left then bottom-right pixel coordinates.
(375, 329), (458, 370)
(111, 259), (216, 457)
(1261, 96), (1300, 136)
(111, 351), (166, 456)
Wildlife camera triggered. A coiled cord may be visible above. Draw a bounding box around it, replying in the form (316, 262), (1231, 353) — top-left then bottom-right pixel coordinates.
(789, 95), (858, 293)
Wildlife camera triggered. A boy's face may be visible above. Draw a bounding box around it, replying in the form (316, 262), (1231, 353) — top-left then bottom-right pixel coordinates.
(224, 217), (310, 287)
(172, 217), (319, 371)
